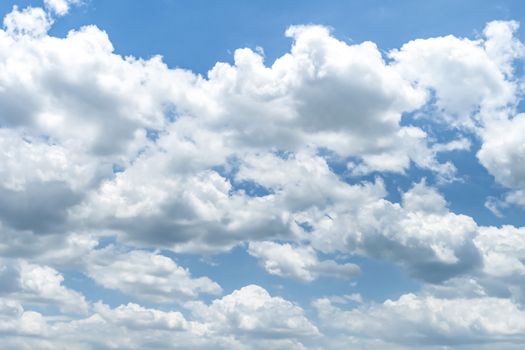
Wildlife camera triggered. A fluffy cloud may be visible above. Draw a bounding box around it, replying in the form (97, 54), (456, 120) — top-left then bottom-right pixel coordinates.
(44, 0), (80, 16)
(390, 21), (522, 127)
(1, 4), (525, 349)
(0, 20), (176, 157)
(0, 300), (208, 350)
(391, 20), (525, 207)
(0, 285), (318, 350)
(470, 225), (525, 303)
(0, 299), (49, 343)
(475, 225), (525, 278)
(86, 246), (222, 303)
(416, 225), (525, 304)
(477, 114), (525, 207)
(0, 3), (478, 258)
(75, 160), (302, 252)
(193, 25), (453, 175)
(248, 241), (359, 282)
(92, 302), (189, 331)
(0, 5), (468, 180)
(0, 130), (100, 193)
(3, 6), (51, 38)
(94, 148), (480, 283)
(187, 285), (320, 341)
(0, 227), (98, 268)
(0, 260), (88, 314)
(295, 176), (482, 283)
(314, 293), (525, 347)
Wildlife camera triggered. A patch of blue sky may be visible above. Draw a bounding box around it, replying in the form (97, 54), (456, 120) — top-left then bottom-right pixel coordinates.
(232, 179), (274, 197)
(435, 138), (522, 225)
(20, 302), (63, 317)
(111, 163), (125, 174)
(3, 0), (524, 75)
(93, 235), (118, 249)
(145, 127), (161, 142)
(403, 107), (525, 226)
(163, 102), (180, 123)
(518, 98), (525, 113)
(212, 157), (274, 197)
(168, 245), (421, 308)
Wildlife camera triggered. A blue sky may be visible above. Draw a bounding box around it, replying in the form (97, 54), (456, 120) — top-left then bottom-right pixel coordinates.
(1, 1), (525, 349)
(3, 0), (523, 73)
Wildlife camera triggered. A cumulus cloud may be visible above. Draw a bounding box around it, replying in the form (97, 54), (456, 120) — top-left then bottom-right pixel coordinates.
(314, 293), (525, 347)
(0, 20), (175, 156)
(0, 285), (318, 350)
(390, 20), (525, 208)
(303, 178), (482, 283)
(477, 114), (525, 207)
(195, 24), (453, 175)
(75, 160), (302, 252)
(0, 130), (100, 192)
(77, 148), (483, 283)
(0, 299), (49, 343)
(414, 225), (525, 304)
(0, 300), (208, 350)
(3, 6), (51, 37)
(0, 227), (98, 269)
(0, 3), (481, 257)
(0, 260), (88, 314)
(469, 225), (525, 303)
(86, 246), (222, 303)
(44, 0), (80, 16)
(390, 20), (522, 127)
(475, 225), (525, 278)
(248, 241), (359, 282)
(186, 284), (320, 340)
(0, 4), (525, 349)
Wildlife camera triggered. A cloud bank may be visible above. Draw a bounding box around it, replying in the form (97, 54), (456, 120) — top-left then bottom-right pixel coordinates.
(0, 3), (524, 349)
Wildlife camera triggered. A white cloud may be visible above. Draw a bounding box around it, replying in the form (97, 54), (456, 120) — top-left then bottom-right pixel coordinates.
(0, 130), (100, 192)
(0, 300), (49, 339)
(0, 7), (525, 349)
(390, 21), (521, 128)
(195, 24), (450, 175)
(86, 246), (222, 303)
(314, 293), (525, 347)
(0, 21), (177, 157)
(0, 7), (483, 259)
(475, 225), (525, 278)
(389, 21), (525, 207)
(0, 285), (318, 350)
(0, 226), (98, 269)
(187, 284), (320, 340)
(483, 20), (525, 77)
(477, 114), (525, 207)
(44, 0), (80, 16)
(0, 260), (88, 314)
(0, 300), (211, 350)
(93, 302), (188, 330)
(3, 6), (51, 38)
(0, 130), (104, 238)
(401, 179), (449, 214)
(248, 241), (359, 282)
(307, 179), (481, 282)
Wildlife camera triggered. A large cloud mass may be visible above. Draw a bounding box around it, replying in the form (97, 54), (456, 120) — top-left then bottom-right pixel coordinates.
(0, 3), (524, 349)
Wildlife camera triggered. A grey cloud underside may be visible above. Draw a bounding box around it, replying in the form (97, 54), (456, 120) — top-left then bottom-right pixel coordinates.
(1, 4), (525, 349)
(0, 181), (81, 233)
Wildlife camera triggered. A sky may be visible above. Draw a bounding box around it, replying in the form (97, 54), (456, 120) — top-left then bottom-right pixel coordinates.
(0, 1), (525, 349)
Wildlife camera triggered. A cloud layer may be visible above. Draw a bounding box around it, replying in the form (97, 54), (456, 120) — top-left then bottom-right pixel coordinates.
(0, 3), (524, 349)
